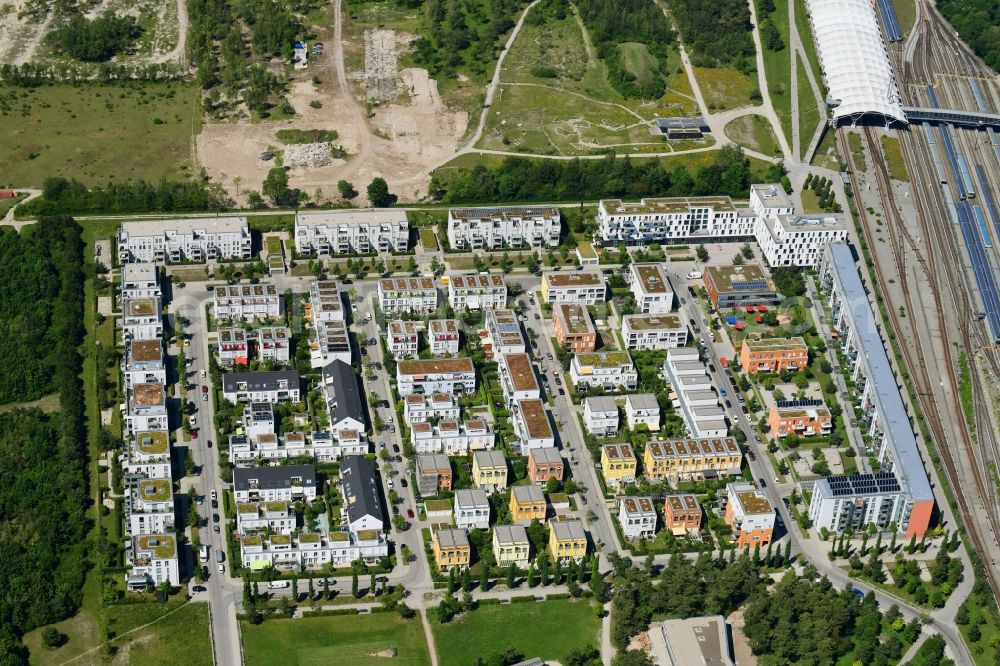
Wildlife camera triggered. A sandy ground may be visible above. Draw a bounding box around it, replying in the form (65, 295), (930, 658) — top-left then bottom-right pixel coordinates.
(0, 1), (52, 65)
(196, 67), (466, 204)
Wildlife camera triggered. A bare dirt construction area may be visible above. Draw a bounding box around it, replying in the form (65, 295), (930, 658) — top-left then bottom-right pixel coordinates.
(196, 10), (466, 205)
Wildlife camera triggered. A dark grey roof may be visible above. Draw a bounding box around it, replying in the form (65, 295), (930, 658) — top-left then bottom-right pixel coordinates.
(233, 464), (315, 491)
(322, 360), (365, 426)
(341, 456), (383, 524)
(222, 370), (300, 393)
(654, 117), (709, 131)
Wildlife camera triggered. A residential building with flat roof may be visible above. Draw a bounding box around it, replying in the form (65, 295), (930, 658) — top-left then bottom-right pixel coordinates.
(428, 319), (460, 355)
(619, 496), (657, 540)
(482, 308), (525, 358)
(124, 339), (165, 389)
(629, 263), (674, 314)
(125, 478), (175, 535)
(625, 393), (660, 431)
(553, 303), (596, 352)
(222, 370), (301, 403)
(703, 264), (780, 310)
(739, 337), (809, 374)
(236, 501), (296, 535)
(118, 216), (251, 264)
(498, 352), (539, 408)
(528, 447), (564, 484)
(242, 402), (275, 439)
(432, 528), (471, 572)
(575, 241), (599, 266)
(310, 319), (351, 367)
(621, 313), (688, 350)
(541, 270), (606, 305)
(254, 326), (290, 364)
(120, 430), (171, 480)
(493, 524), (530, 567)
(388, 320), (420, 359)
(127, 534), (179, 587)
(234, 464), (317, 504)
(240, 531), (388, 570)
(643, 437), (742, 482)
(447, 206), (560, 250)
(601, 443), (637, 488)
(725, 482), (775, 549)
(510, 485), (547, 524)
(403, 392), (460, 425)
(378, 277), (438, 315)
(448, 273), (507, 311)
(809, 472), (911, 534)
(472, 450), (508, 493)
(213, 283), (281, 321)
(570, 352), (638, 390)
(648, 616), (735, 666)
(121, 262), (160, 297)
(583, 396), (619, 436)
(397, 358), (475, 396)
(218, 328), (250, 366)
(416, 453), (453, 496)
(512, 399), (555, 454)
(663, 348), (727, 439)
(410, 419), (494, 455)
(124, 382), (167, 433)
(122, 295), (162, 341)
(817, 242), (934, 537)
(454, 489), (491, 529)
(663, 494), (703, 535)
(755, 212), (848, 267)
(768, 400), (832, 437)
(549, 520), (587, 562)
(294, 209), (408, 255)
(307, 280), (345, 322)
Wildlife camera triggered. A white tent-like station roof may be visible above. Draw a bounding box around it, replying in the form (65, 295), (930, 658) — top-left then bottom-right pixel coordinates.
(806, 0), (906, 124)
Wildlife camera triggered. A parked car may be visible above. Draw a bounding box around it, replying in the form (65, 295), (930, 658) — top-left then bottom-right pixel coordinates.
(558, 388), (565, 396)
(407, 508), (414, 518)
(190, 428), (199, 439)
(218, 563), (225, 574)
(400, 479), (408, 488)
(392, 444), (400, 453)
(192, 585), (207, 593)
(211, 490), (217, 500)
(213, 525), (220, 534)
(211, 499), (218, 509)
(212, 513), (220, 523)
(758, 478), (767, 488)
(392, 505), (400, 515)
(268, 580), (290, 589)
(719, 388), (728, 397)
(725, 399), (732, 408)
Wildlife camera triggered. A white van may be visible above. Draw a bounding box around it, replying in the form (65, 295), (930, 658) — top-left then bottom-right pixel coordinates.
(267, 580), (290, 590)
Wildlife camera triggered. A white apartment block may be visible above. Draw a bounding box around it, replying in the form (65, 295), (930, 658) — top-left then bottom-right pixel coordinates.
(233, 465), (317, 503)
(255, 326), (291, 364)
(410, 419), (495, 455)
(498, 352), (540, 408)
(378, 277), (438, 315)
(222, 370), (301, 403)
(118, 216), (251, 264)
(124, 383), (168, 433)
(236, 501), (296, 535)
(629, 263), (674, 314)
(388, 320), (420, 359)
(619, 496), (657, 540)
(243, 402), (275, 439)
(125, 478), (175, 535)
(122, 296), (162, 341)
(447, 206), (560, 250)
(213, 283), (281, 321)
(124, 339), (165, 390)
(311, 319), (351, 367)
(625, 393), (661, 431)
(218, 328), (250, 366)
(396, 358), (475, 396)
(308, 280), (345, 322)
(428, 319), (461, 355)
(755, 213), (848, 267)
(541, 270), (607, 305)
(127, 534), (180, 588)
(120, 430), (171, 480)
(663, 348), (727, 439)
(240, 531), (389, 570)
(570, 352), (639, 391)
(230, 431), (365, 466)
(120, 262), (160, 297)
(448, 273), (507, 311)
(454, 489), (491, 529)
(621, 314), (688, 350)
(483, 308), (525, 359)
(809, 472), (911, 535)
(512, 398), (555, 454)
(583, 396), (619, 436)
(403, 393), (461, 425)
(294, 209), (408, 255)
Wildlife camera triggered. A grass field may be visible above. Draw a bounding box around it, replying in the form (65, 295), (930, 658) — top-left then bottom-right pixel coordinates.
(725, 114), (781, 156)
(618, 42), (659, 87)
(811, 127), (842, 171)
(794, 0), (825, 93)
(891, 0), (918, 36)
(880, 135), (910, 182)
(693, 67), (756, 111)
(848, 132), (867, 173)
(241, 613), (431, 666)
(757, 0), (792, 150)
(797, 53), (824, 159)
(0, 193), (26, 218)
(432, 599), (600, 664)
(801, 188), (824, 214)
(0, 82), (200, 187)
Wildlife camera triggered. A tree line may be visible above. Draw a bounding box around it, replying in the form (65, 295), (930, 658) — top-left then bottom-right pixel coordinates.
(939, 0), (1000, 74)
(0, 217), (88, 664)
(46, 12), (141, 63)
(667, 0), (755, 70)
(430, 145), (772, 204)
(18, 177), (226, 218)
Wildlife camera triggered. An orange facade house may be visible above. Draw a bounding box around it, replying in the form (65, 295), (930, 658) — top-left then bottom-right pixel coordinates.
(553, 303), (597, 353)
(663, 494), (703, 535)
(767, 402), (833, 437)
(739, 337), (809, 374)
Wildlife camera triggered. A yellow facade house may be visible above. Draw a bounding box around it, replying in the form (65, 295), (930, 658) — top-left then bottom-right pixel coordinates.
(472, 450), (508, 493)
(548, 520), (588, 563)
(600, 443), (637, 489)
(432, 528), (470, 572)
(509, 485), (547, 524)
(492, 524), (530, 568)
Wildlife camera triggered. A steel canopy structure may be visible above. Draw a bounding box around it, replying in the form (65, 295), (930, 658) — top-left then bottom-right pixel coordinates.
(806, 0), (907, 125)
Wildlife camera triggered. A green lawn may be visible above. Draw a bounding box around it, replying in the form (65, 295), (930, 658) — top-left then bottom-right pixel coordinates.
(801, 188), (824, 214)
(432, 599), (600, 664)
(797, 53), (824, 159)
(880, 135), (910, 182)
(724, 114), (781, 157)
(693, 67), (756, 111)
(757, 0), (792, 150)
(242, 613), (432, 666)
(793, 0), (825, 93)
(891, 0), (917, 36)
(420, 227), (439, 250)
(618, 42), (658, 86)
(811, 127), (842, 171)
(848, 132), (867, 173)
(0, 82), (200, 187)
(0, 193), (26, 218)
(266, 236), (283, 255)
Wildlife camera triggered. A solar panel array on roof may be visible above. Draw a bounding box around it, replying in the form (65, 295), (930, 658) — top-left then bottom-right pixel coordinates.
(732, 279), (769, 291)
(827, 471), (901, 497)
(776, 399), (825, 409)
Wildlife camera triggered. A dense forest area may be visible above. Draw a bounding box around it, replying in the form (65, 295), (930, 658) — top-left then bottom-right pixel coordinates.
(938, 0), (1000, 73)
(19, 177), (225, 218)
(47, 12), (141, 63)
(403, 0), (528, 81)
(431, 145), (771, 203)
(0, 218), (88, 664)
(667, 0), (755, 71)
(574, 0), (674, 98)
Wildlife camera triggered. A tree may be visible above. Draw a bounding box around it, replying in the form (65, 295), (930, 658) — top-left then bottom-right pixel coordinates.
(527, 564), (538, 588)
(307, 577), (315, 601)
(367, 177), (394, 206)
(262, 167), (292, 206)
(506, 562), (517, 588)
(545, 476), (561, 494)
(461, 566), (472, 593)
(480, 554), (492, 591)
(337, 179), (357, 199)
(352, 569), (360, 598)
(696, 244), (709, 262)
(564, 647), (602, 666)
(613, 650), (655, 666)
(322, 577), (331, 600)
(41, 627), (67, 649)
(291, 576), (299, 601)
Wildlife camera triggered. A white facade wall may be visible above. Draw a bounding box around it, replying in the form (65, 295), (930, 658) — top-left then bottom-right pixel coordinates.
(294, 210), (408, 255)
(583, 397), (619, 436)
(448, 274), (507, 311)
(378, 278), (438, 315)
(240, 533), (389, 569)
(118, 217), (251, 264)
(621, 315), (689, 350)
(447, 206), (560, 250)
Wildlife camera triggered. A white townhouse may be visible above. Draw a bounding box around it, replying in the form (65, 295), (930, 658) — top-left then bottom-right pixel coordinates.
(482, 308), (525, 358)
(569, 352), (639, 391)
(629, 263), (674, 314)
(236, 501), (296, 535)
(625, 393), (661, 431)
(233, 464), (318, 503)
(118, 216), (252, 264)
(403, 393), (461, 425)
(378, 277), (438, 315)
(308, 280), (345, 322)
(217, 328), (250, 366)
(448, 273), (507, 311)
(447, 206), (560, 250)
(512, 398), (555, 454)
(620, 314), (688, 350)
(120, 430), (172, 480)
(124, 478), (175, 535)
(754, 212), (848, 267)
(311, 319), (351, 367)
(662, 348), (727, 439)
(240, 531), (389, 570)
(124, 339), (166, 390)
(396, 358), (475, 396)
(388, 320), (421, 359)
(222, 370), (301, 403)
(428, 319), (461, 355)
(454, 489), (491, 529)
(124, 383), (168, 433)
(120, 262), (160, 298)
(597, 195), (753, 245)
(254, 326), (291, 364)
(583, 396), (619, 436)
(213, 283), (281, 321)
(127, 534), (180, 588)
(341, 456), (385, 532)
(497, 352), (540, 408)
(294, 209), (409, 255)
(541, 270), (607, 305)
(410, 418), (494, 455)
(122, 295), (163, 341)
(619, 496), (658, 540)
